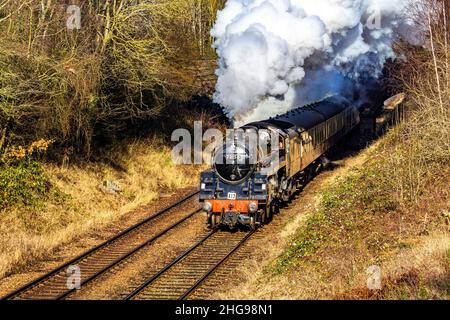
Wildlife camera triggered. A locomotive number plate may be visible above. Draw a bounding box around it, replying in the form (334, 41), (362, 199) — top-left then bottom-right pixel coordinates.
(227, 192), (237, 200)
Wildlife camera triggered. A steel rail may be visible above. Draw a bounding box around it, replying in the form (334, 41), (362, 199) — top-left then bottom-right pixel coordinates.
(57, 208), (202, 300)
(178, 230), (254, 300)
(125, 229), (217, 300)
(126, 230), (254, 300)
(2, 190), (200, 300)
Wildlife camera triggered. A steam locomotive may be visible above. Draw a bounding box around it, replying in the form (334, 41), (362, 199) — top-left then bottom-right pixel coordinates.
(199, 96), (360, 229)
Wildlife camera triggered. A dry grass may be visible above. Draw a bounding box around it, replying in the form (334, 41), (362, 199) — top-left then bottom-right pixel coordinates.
(225, 232), (449, 300)
(216, 138), (448, 300)
(216, 1), (449, 299)
(0, 138), (204, 279)
(267, 0), (450, 299)
(254, 121), (449, 299)
(212, 151), (372, 300)
(335, 232), (449, 300)
(69, 212), (207, 299)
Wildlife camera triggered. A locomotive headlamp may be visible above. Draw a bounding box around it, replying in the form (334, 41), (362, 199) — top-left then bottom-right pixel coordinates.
(248, 202), (258, 213)
(202, 201), (212, 213)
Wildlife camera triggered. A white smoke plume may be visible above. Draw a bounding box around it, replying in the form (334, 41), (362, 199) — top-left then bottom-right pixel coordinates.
(211, 0), (415, 126)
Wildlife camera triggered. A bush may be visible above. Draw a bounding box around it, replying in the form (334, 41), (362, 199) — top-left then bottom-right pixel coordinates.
(0, 0), (224, 156)
(274, 0), (449, 274)
(275, 95), (449, 272)
(0, 136), (56, 210)
(0, 160), (50, 210)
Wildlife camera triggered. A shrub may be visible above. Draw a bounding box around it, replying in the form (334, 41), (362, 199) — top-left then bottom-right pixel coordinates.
(0, 160), (50, 210)
(0, 0), (224, 156)
(0, 137), (55, 210)
(274, 0), (449, 274)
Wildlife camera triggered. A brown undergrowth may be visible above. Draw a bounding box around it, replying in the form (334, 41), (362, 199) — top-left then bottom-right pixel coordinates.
(217, 0), (449, 299)
(0, 137), (205, 279)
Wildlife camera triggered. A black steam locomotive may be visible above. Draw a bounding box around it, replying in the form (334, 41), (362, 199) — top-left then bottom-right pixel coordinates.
(199, 96), (360, 229)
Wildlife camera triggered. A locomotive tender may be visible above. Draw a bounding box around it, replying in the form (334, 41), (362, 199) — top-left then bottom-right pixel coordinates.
(199, 96), (360, 229)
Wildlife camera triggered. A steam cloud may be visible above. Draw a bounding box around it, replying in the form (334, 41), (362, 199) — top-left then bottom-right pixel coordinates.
(212, 0), (414, 126)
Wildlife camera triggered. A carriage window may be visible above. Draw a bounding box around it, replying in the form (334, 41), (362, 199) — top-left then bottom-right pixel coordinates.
(279, 138), (286, 159)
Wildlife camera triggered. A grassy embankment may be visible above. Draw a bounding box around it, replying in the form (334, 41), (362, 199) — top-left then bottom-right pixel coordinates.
(240, 1), (449, 299)
(0, 137), (206, 279)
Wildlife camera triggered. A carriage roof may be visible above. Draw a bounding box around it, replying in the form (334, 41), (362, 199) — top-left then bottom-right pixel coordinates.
(245, 96), (351, 133)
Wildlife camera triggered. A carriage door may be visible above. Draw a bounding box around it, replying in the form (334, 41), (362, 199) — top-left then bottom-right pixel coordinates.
(298, 138), (302, 171)
(301, 131), (313, 166)
(289, 133), (301, 176)
(285, 138), (291, 177)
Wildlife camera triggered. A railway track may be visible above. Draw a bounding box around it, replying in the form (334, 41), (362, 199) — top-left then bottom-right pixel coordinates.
(2, 191), (200, 300)
(126, 230), (254, 300)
